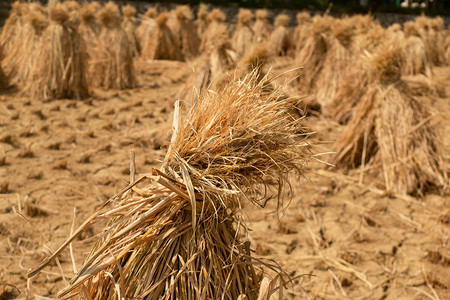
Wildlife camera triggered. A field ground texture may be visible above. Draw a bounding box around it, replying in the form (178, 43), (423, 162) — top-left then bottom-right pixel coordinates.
(0, 55), (449, 299)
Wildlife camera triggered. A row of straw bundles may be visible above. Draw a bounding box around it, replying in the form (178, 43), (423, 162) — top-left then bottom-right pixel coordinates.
(330, 42), (447, 196)
(29, 70), (310, 299)
(23, 4), (89, 100)
(0, 1), (135, 97)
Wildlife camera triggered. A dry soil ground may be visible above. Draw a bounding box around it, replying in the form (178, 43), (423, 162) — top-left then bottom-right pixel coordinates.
(0, 58), (449, 299)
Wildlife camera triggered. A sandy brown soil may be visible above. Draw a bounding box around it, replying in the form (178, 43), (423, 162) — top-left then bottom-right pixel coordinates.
(0, 58), (449, 300)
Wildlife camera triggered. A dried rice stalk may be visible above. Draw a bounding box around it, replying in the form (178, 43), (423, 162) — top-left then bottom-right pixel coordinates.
(253, 9), (271, 45)
(332, 44), (447, 195)
(29, 70), (310, 300)
(268, 14), (291, 56)
(121, 5), (139, 57)
(141, 11), (184, 61)
(89, 2), (135, 89)
(23, 3), (89, 100)
(136, 7), (157, 52)
(167, 5), (200, 59)
(231, 9), (254, 57)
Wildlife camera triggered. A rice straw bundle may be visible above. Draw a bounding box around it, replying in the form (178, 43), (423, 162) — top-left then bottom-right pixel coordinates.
(332, 44), (447, 195)
(235, 45), (270, 82)
(23, 3), (88, 100)
(3, 10), (48, 87)
(167, 5), (200, 59)
(268, 14), (291, 56)
(89, 2), (135, 89)
(121, 5), (139, 57)
(29, 70), (310, 299)
(79, 2), (100, 59)
(231, 9), (254, 57)
(314, 18), (356, 108)
(141, 12), (184, 61)
(416, 16), (446, 65)
(295, 16), (332, 96)
(195, 6), (208, 37)
(200, 8), (226, 52)
(253, 9), (271, 45)
(0, 2), (27, 54)
(63, 0), (81, 12)
(353, 23), (386, 54)
(293, 12), (311, 52)
(178, 23), (237, 103)
(401, 21), (431, 77)
(136, 7), (157, 52)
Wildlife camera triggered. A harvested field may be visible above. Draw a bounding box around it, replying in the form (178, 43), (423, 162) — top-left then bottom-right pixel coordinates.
(0, 4), (449, 300)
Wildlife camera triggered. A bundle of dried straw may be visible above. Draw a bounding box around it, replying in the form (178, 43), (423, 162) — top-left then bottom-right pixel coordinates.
(268, 14), (291, 56)
(200, 8), (226, 52)
(29, 70), (310, 299)
(141, 11), (184, 61)
(79, 2), (100, 61)
(293, 12), (311, 53)
(332, 43), (447, 195)
(23, 3), (88, 100)
(90, 2), (135, 89)
(195, 6), (208, 37)
(167, 5), (200, 59)
(252, 9), (271, 45)
(122, 5), (139, 57)
(231, 9), (254, 57)
(136, 7), (157, 52)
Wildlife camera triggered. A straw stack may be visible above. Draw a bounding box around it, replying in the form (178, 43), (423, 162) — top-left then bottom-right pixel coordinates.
(253, 9), (271, 45)
(0, 2), (27, 54)
(295, 16), (332, 97)
(141, 12), (184, 61)
(29, 70), (310, 299)
(167, 5), (200, 59)
(195, 6), (208, 37)
(293, 12), (311, 52)
(136, 7), (157, 52)
(122, 5), (139, 57)
(402, 21), (431, 77)
(268, 14), (291, 56)
(90, 2), (135, 89)
(3, 9), (48, 87)
(79, 2), (100, 60)
(416, 16), (445, 66)
(200, 8), (226, 52)
(315, 18), (355, 108)
(178, 23), (237, 103)
(332, 43), (447, 195)
(231, 9), (254, 57)
(23, 3), (88, 100)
